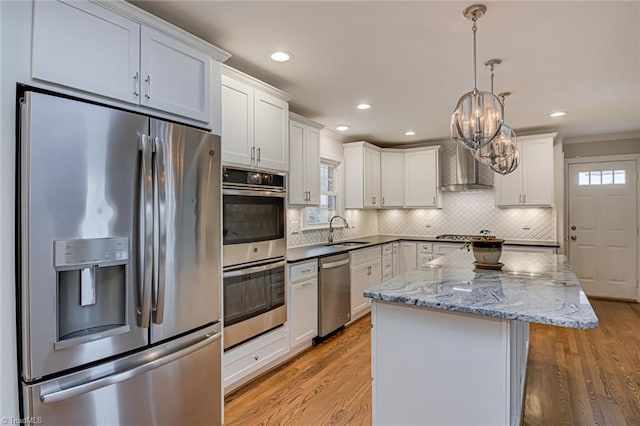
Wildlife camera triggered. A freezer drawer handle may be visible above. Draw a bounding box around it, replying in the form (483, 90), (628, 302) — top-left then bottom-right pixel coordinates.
(40, 332), (221, 405)
(321, 259), (350, 269)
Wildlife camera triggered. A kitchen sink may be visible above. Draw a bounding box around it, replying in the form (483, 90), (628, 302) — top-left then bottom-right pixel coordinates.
(326, 241), (369, 247)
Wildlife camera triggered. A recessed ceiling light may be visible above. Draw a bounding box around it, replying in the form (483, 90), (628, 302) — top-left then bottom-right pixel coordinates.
(550, 111), (566, 117)
(356, 103), (371, 110)
(270, 51), (292, 62)
(336, 124), (350, 131)
(405, 131), (416, 136)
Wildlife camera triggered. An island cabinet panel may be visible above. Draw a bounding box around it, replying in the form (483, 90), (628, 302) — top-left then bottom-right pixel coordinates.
(371, 302), (525, 426)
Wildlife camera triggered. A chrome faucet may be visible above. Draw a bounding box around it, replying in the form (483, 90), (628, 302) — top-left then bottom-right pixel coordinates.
(328, 215), (350, 244)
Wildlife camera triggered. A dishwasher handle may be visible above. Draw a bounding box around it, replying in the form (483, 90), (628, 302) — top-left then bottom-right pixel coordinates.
(322, 259), (350, 269)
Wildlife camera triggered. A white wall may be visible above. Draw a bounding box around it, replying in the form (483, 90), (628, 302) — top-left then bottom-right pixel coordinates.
(0, 1), (31, 419)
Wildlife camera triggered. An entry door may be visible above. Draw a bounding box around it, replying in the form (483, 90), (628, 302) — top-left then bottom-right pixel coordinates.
(568, 161), (638, 299)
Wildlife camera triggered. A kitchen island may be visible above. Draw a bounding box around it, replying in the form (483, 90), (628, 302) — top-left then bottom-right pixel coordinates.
(364, 250), (598, 426)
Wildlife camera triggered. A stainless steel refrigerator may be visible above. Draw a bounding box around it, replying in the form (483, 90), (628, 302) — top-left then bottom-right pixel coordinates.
(17, 90), (222, 425)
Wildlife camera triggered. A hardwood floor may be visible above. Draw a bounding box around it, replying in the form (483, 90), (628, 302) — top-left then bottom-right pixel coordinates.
(224, 299), (640, 425)
(224, 318), (372, 426)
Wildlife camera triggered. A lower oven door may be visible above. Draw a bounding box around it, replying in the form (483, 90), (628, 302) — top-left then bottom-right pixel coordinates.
(223, 259), (287, 349)
(222, 188), (286, 266)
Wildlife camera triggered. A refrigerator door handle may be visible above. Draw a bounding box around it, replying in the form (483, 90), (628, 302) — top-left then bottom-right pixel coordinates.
(39, 331), (221, 405)
(152, 136), (167, 324)
(137, 134), (153, 328)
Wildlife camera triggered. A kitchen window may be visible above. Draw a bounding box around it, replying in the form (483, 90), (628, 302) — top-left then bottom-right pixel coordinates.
(303, 159), (342, 228)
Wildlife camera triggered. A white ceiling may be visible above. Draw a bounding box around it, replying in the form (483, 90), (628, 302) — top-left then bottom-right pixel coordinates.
(131, 1), (640, 145)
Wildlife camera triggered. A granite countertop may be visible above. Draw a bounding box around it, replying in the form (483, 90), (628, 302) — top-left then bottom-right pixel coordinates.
(363, 250), (598, 329)
(286, 234), (560, 263)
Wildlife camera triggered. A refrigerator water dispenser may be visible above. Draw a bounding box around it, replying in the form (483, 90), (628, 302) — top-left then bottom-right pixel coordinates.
(54, 237), (130, 350)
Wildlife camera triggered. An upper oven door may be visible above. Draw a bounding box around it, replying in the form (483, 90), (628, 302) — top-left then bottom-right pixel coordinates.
(223, 188), (286, 267)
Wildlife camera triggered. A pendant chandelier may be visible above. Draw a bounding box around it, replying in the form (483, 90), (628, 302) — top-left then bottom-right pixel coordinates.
(450, 4), (503, 151)
(474, 59), (520, 175)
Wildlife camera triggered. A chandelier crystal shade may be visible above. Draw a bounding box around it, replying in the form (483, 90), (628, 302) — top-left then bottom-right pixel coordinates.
(450, 4), (503, 150)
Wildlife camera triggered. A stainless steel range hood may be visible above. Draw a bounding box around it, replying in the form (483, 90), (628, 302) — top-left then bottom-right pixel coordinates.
(440, 143), (493, 192)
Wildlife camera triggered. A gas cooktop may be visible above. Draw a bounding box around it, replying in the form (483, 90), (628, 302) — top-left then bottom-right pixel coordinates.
(435, 234), (495, 241)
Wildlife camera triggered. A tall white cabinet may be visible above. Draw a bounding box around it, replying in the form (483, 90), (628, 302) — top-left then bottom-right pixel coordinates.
(495, 133), (556, 207)
(380, 151), (404, 207)
(344, 141), (382, 209)
(289, 113), (322, 205)
(404, 147), (440, 208)
(221, 66), (290, 171)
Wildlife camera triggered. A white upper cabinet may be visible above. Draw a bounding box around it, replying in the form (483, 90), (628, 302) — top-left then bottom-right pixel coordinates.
(31, 0), (229, 125)
(32, 0), (140, 104)
(364, 148), (382, 207)
(140, 26), (210, 122)
(289, 113), (322, 206)
(344, 141), (381, 209)
(495, 133), (556, 207)
(404, 147), (440, 208)
(221, 67), (290, 171)
(380, 151), (404, 207)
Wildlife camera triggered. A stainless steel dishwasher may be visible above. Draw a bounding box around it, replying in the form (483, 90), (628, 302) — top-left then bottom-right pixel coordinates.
(313, 253), (351, 345)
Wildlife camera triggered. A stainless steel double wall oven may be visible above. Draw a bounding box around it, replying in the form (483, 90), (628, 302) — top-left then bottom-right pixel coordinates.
(222, 167), (287, 349)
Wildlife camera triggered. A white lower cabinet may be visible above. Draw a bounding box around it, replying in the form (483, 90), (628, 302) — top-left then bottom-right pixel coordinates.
(400, 242), (417, 274)
(287, 260), (318, 350)
(223, 326), (290, 394)
(350, 247), (382, 321)
(392, 242), (401, 277)
(432, 242), (463, 260)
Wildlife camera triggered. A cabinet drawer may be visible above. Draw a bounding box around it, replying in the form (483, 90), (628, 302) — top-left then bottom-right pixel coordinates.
(382, 244), (393, 255)
(417, 253), (432, 267)
(418, 242), (433, 253)
(434, 243), (462, 256)
(351, 246), (382, 267)
(223, 327), (290, 388)
(289, 259), (318, 283)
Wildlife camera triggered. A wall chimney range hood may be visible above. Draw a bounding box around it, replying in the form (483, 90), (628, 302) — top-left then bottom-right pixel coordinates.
(440, 143), (493, 192)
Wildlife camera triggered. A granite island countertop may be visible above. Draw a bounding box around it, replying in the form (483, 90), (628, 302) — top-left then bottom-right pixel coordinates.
(287, 234), (560, 263)
(363, 250), (598, 329)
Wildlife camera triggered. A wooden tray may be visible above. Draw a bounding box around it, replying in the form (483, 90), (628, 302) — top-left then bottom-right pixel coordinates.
(473, 261), (504, 270)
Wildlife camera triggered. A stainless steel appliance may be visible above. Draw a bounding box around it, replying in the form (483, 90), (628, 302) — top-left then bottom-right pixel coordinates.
(222, 167), (287, 349)
(223, 258), (286, 349)
(222, 167), (286, 267)
(440, 142), (493, 192)
(17, 90), (222, 425)
(314, 253), (351, 345)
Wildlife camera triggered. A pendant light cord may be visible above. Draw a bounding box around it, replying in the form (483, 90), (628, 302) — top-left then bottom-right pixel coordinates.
(472, 14), (478, 90)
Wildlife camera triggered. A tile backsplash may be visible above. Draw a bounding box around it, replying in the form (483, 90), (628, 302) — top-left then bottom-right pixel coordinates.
(287, 191), (555, 248)
(377, 191), (555, 241)
(287, 209), (379, 248)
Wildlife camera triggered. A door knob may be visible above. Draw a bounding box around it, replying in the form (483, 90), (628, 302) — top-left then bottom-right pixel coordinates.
(570, 235), (577, 241)
(570, 225), (576, 230)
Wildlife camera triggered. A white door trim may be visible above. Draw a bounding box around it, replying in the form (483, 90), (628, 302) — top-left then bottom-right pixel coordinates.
(565, 154), (640, 301)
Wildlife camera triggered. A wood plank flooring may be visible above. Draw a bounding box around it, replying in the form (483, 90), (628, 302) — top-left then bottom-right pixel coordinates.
(224, 299), (640, 425)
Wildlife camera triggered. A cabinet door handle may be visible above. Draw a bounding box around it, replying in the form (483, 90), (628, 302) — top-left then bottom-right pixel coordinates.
(251, 146), (255, 165)
(307, 190), (310, 202)
(257, 147), (261, 163)
(133, 72), (139, 97)
(432, 196), (436, 205)
(372, 196), (376, 205)
(518, 194), (522, 204)
(382, 196), (385, 205)
(523, 194), (527, 204)
(144, 75), (151, 99)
